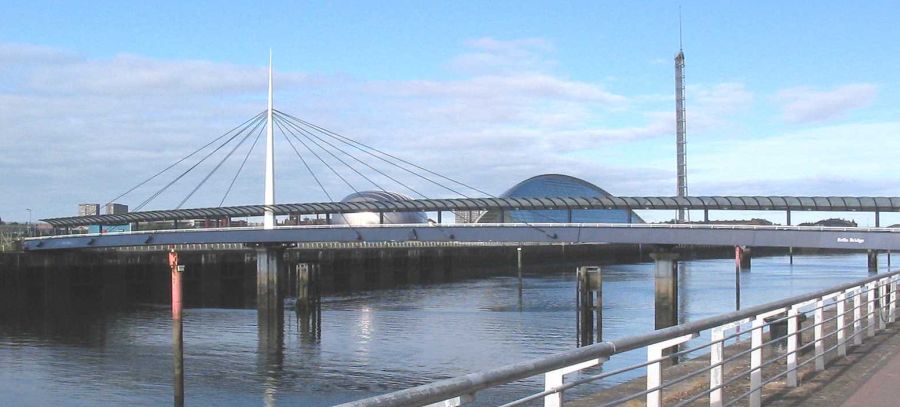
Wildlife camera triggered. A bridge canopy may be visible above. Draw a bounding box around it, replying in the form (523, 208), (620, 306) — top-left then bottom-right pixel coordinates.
(39, 195), (900, 227)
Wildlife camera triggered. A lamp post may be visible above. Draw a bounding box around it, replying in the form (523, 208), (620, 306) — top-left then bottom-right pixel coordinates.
(26, 208), (32, 237)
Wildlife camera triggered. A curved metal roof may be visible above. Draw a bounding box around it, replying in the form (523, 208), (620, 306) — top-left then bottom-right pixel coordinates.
(40, 196), (900, 227)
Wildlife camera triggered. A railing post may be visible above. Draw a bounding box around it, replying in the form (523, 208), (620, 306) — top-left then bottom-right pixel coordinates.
(879, 279), (888, 331)
(891, 278), (897, 322)
(853, 287), (863, 346)
(647, 334), (696, 407)
(837, 291), (847, 357)
(786, 305), (800, 387)
(867, 282), (876, 337)
(543, 359), (602, 407)
(750, 316), (763, 407)
(814, 298), (825, 371)
(709, 327), (725, 407)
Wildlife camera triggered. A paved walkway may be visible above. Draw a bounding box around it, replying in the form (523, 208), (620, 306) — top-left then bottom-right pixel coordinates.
(840, 336), (900, 407)
(768, 324), (900, 406)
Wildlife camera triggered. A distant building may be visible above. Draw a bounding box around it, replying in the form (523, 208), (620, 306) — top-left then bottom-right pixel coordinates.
(476, 174), (644, 224)
(330, 191), (427, 225)
(105, 203), (128, 215)
(78, 203), (100, 217)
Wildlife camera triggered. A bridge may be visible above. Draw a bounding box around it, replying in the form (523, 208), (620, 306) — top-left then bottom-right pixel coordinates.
(15, 56), (900, 407)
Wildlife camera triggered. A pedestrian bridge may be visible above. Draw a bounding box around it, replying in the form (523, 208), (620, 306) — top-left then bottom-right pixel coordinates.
(22, 222), (900, 251)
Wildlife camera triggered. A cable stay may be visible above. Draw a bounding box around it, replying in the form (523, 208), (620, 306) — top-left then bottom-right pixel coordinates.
(274, 115), (386, 194)
(274, 110), (485, 198)
(105, 111), (266, 207)
(177, 116), (267, 209)
(134, 114), (266, 211)
(274, 117), (360, 196)
(276, 115), (428, 199)
(219, 120), (266, 207)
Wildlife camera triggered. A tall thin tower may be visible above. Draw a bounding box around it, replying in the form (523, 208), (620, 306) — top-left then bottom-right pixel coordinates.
(674, 15), (688, 222)
(263, 51), (276, 229)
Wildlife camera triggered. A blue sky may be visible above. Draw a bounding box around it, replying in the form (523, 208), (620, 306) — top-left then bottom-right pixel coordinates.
(1, 1), (898, 225)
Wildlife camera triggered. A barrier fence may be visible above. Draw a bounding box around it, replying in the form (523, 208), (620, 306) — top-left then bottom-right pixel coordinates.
(338, 270), (900, 407)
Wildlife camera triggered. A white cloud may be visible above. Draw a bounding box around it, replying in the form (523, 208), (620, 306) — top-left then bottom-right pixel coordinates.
(0, 39), (764, 221)
(777, 84), (877, 124)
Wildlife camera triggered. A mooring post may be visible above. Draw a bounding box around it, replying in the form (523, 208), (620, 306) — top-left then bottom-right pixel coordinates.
(735, 246), (751, 270)
(516, 247), (523, 308)
(168, 248), (184, 407)
(868, 250), (879, 273)
(576, 266), (602, 346)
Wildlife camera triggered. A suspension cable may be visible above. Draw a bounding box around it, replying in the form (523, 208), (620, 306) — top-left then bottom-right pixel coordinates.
(219, 119), (266, 207)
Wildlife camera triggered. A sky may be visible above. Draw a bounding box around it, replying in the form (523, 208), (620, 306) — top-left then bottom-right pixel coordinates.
(1, 1), (899, 225)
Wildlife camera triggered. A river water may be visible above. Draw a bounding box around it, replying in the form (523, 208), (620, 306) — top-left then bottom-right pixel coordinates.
(0, 253), (889, 406)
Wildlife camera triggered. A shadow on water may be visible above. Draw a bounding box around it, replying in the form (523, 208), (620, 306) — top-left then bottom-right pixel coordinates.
(0, 247), (884, 406)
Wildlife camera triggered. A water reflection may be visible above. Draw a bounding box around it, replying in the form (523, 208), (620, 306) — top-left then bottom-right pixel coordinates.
(0, 252), (882, 406)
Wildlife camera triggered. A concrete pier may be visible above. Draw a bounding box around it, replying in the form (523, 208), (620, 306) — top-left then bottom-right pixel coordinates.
(868, 250), (879, 273)
(256, 246), (285, 333)
(735, 246), (751, 270)
(650, 252), (679, 331)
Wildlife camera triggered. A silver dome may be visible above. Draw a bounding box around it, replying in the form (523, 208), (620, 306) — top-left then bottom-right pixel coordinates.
(330, 191), (428, 225)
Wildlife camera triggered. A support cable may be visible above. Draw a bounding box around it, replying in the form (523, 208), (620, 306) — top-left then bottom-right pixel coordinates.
(133, 114), (265, 211)
(219, 119), (266, 207)
(275, 110), (482, 197)
(273, 116), (360, 195)
(275, 119), (359, 229)
(275, 115), (386, 193)
(275, 111), (559, 238)
(177, 116), (266, 209)
(276, 114), (427, 199)
(104, 111), (265, 207)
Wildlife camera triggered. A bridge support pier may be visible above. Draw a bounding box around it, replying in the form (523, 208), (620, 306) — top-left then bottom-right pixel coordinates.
(256, 246), (285, 335)
(868, 250), (879, 273)
(576, 266), (602, 346)
(735, 246), (751, 270)
(650, 252), (679, 331)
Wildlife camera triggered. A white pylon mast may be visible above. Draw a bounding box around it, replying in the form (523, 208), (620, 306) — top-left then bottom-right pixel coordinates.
(263, 51), (276, 229)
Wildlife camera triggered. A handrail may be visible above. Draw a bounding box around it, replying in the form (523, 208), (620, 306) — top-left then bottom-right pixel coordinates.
(338, 270), (900, 407)
(23, 221), (900, 242)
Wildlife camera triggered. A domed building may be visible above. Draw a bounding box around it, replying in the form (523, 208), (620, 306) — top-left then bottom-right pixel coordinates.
(330, 191), (428, 225)
(476, 174), (643, 223)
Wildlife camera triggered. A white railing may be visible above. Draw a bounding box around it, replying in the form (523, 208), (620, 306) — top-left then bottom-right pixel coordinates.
(338, 271), (900, 407)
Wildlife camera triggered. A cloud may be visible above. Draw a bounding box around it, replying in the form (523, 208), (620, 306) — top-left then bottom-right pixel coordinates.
(777, 84), (877, 124)
(449, 37), (555, 74)
(0, 39), (757, 222)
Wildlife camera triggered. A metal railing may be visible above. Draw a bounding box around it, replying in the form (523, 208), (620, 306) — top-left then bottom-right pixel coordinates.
(26, 221), (900, 241)
(338, 270), (900, 407)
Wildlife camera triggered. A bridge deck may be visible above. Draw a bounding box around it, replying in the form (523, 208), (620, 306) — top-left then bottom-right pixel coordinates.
(22, 223), (900, 251)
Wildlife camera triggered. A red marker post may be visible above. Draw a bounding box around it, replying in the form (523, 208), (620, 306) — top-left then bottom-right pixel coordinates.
(169, 248), (185, 407)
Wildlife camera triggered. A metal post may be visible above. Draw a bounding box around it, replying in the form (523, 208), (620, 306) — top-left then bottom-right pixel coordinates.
(867, 282), (876, 337)
(517, 247), (523, 308)
(749, 316), (763, 407)
(703, 209), (709, 223)
(169, 249), (184, 407)
(709, 327), (725, 407)
(786, 305), (799, 387)
(837, 292), (847, 357)
(876, 211), (880, 228)
(647, 334), (695, 407)
(786, 209), (791, 226)
(437, 211), (442, 224)
(853, 287), (863, 346)
(814, 298), (824, 371)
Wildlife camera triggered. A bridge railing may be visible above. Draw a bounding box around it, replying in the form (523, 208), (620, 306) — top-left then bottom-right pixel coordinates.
(28, 221), (900, 241)
(337, 270), (900, 407)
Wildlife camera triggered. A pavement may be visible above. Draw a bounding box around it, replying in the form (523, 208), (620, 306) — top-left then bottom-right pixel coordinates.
(767, 323), (900, 406)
